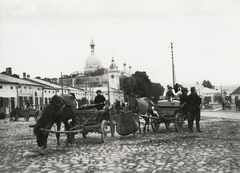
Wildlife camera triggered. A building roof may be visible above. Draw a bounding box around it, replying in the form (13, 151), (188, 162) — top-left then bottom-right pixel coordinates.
(0, 73), (41, 86)
(23, 78), (85, 92)
(231, 86), (240, 95)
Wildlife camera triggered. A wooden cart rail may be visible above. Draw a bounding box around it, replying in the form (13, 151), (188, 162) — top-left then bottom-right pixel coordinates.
(40, 126), (111, 134)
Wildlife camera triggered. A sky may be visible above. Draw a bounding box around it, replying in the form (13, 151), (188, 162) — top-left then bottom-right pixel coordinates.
(0, 0), (240, 88)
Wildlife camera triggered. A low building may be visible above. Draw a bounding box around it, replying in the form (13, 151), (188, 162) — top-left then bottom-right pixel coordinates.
(0, 73), (43, 114)
(230, 87), (240, 104)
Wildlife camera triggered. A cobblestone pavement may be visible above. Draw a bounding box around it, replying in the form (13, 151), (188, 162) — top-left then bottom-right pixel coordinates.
(1, 113), (240, 173)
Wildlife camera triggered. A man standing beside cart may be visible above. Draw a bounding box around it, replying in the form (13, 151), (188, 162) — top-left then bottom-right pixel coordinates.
(187, 87), (202, 133)
(180, 87), (189, 121)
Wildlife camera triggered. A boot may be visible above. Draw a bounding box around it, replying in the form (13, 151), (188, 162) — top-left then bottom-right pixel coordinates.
(197, 129), (202, 132)
(189, 128), (193, 133)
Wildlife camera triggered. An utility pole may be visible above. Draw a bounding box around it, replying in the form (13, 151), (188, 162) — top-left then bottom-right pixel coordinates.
(171, 43), (176, 87)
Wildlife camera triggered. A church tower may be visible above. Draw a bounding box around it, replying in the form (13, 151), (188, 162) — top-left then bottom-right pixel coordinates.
(84, 39), (102, 72)
(108, 57), (120, 90)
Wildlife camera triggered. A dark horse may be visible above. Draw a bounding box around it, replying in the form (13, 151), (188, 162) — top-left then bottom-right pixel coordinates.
(128, 95), (158, 133)
(33, 95), (77, 148)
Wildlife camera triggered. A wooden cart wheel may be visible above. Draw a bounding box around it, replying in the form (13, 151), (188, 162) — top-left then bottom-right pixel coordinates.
(175, 112), (184, 132)
(151, 119), (160, 132)
(101, 120), (108, 143)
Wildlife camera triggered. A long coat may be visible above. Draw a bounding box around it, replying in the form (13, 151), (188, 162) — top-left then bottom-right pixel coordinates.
(94, 95), (106, 110)
(180, 93), (189, 112)
(187, 92), (201, 112)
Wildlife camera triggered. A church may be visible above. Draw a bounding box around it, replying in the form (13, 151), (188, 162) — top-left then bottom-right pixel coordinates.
(60, 40), (132, 104)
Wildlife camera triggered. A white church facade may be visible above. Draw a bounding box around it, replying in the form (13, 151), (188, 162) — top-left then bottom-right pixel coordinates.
(61, 40), (132, 104)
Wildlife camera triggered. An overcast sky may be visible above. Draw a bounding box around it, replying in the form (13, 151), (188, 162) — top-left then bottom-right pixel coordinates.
(0, 0), (240, 88)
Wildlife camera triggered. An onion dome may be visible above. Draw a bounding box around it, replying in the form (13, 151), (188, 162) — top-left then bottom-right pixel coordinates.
(85, 39), (102, 72)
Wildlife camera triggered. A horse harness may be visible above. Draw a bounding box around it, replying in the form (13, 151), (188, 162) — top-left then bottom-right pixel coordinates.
(45, 102), (66, 129)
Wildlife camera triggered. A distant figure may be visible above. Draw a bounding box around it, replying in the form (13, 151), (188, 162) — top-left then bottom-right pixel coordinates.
(166, 86), (175, 103)
(115, 99), (121, 114)
(0, 107), (7, 123)
(94, 90), (106, 110)
(187, 87), (202, 133)
(25, 101), (30, 108)
(235, 97), (239, 111)
(69, 93), (78, 109)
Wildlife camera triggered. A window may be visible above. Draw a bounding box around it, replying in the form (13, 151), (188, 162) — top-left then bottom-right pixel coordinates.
(10, 86), (13, 89)
(29, 87), (31, 89)
(24, 87), (26, 89)
(0, 86), (2, 89)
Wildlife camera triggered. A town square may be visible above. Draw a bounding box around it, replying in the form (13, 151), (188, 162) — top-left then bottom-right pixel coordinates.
(1, 1), (240, 173)
(1, 109), (240, 173)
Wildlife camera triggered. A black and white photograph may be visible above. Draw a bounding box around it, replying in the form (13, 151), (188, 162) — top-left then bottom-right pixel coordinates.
(0, 0), (240, 172)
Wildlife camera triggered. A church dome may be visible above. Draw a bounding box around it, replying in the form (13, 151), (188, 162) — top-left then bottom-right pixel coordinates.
(85, 52), (102, 67)
(85, 40), (102, 72)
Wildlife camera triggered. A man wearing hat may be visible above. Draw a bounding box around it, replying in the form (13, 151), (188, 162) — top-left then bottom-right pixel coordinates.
(187, 87), (202, 132)
(94, 90), (106, 110)
(180, 87), (189, 120)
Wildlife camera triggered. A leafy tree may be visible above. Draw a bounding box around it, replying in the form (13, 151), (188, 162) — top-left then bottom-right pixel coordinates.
(151, 83), (164, 104)
(120, 76), (132, 96)
(132, 71), (152, 97)
(202, 80), (213, 89)
(120, 71), (164, 102)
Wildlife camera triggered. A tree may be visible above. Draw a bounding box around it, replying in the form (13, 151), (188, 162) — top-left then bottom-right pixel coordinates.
(132, 71), (152, 97)
(151, 83), (164, 103)
(202, 80), (213, 89)
(120, 71), (164, 102)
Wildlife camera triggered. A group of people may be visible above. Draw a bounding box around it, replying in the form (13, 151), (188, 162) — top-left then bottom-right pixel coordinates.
(166, 85), (202, 133)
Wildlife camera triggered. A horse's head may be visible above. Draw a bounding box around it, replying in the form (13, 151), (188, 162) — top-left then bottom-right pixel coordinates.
(33, 95), (65, 148)
(128, 95), (138, 112)
(33, 122), (49, 148)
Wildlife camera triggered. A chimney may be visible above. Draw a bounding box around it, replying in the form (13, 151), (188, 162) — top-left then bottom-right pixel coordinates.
(23, 72), (26, 78)
(6, 67), (12, 75)
(27, 74), (30, 78)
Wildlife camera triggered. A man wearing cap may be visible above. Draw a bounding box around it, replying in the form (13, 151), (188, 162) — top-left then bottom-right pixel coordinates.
(187, 87), (202, 132)
(94, 90), (106, 110)
(180, 87), (189, 120)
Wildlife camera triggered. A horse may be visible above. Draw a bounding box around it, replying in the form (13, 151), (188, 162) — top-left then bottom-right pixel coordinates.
(32, 95), (77, 149)
(128, 95), (158, 133)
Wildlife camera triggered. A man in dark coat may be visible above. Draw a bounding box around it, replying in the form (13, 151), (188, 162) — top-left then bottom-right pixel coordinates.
(187, 87), (202, 132)
(180, 87), (189, 120)
(94, 90), (106, 110)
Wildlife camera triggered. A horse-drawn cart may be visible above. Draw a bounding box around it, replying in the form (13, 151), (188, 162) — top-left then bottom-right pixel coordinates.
(149, 100), (185, 132)
(71, 108), (115, 143)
